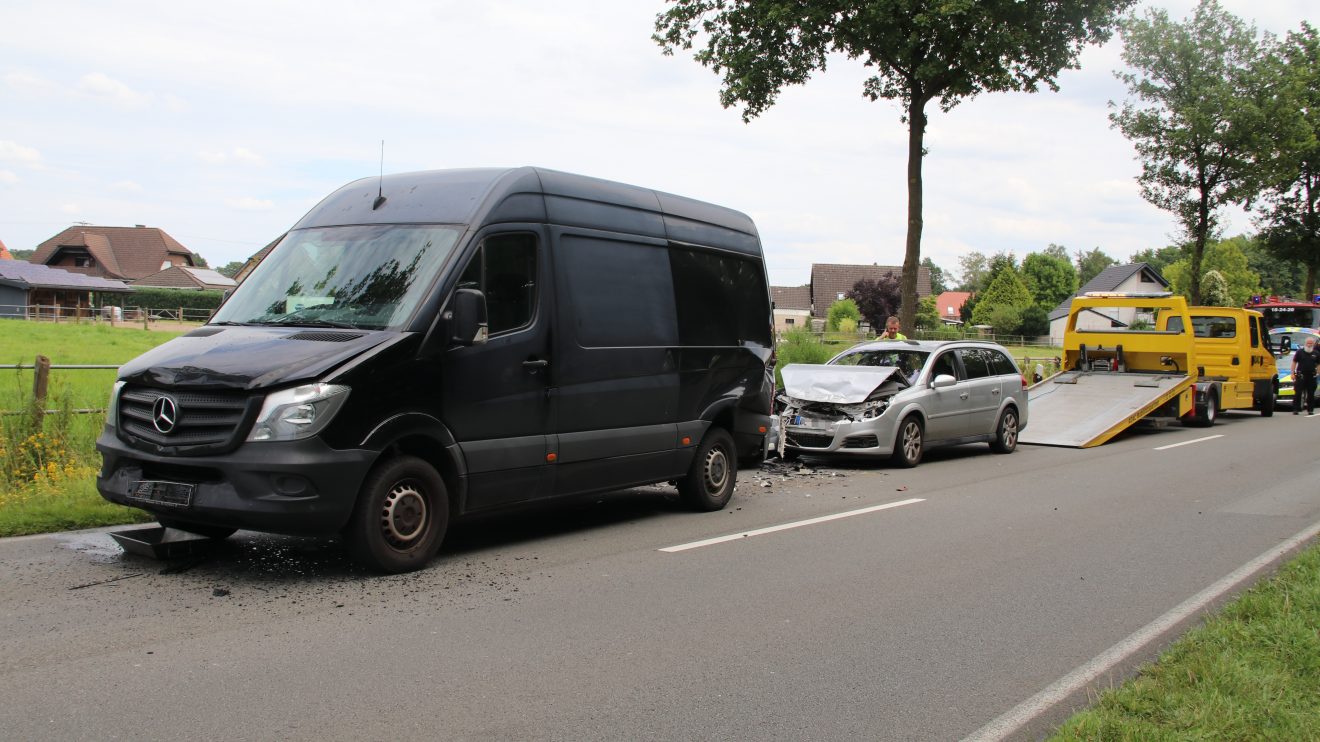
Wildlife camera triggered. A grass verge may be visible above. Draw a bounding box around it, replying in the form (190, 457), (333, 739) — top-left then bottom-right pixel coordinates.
(1049, 542), (1320, 739)
(0, 475), (152, 537)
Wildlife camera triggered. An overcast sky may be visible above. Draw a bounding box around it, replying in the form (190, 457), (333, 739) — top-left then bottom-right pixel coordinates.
(1, 1), (1315, 287)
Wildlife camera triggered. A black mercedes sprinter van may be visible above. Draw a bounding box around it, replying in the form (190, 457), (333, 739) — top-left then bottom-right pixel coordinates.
(96, 167), (774, 572)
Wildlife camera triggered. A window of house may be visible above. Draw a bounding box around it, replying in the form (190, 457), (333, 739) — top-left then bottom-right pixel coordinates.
(74, 257), (91, 267)
(785, 318), (794, 325)
(457, 233), (537, 336)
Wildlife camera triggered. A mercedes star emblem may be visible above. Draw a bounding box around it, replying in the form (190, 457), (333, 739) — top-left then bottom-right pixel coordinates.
(151, 395), (179, 434)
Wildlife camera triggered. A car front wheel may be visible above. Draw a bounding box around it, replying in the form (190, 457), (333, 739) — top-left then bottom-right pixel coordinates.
(893, 415), (924, 468)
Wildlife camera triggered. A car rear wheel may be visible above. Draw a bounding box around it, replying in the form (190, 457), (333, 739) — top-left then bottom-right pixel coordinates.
(990, 407), (1019, 454)
(345, 455), (448, 574)
(678, 427), (737, 511)
(893, 415), (923, 468)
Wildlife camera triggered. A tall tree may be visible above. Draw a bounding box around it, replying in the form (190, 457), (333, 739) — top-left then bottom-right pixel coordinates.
(1110, 0), (1268, 304)
(921, 256), (948, 295)
(1043, 243), (1071, 261)
(970, 264), (1033, 327)
(956, 251), (989, 292)
(654, 0), (1134, 333)
(1163, 236), (1262, 306)
(1129, 245), (1186, 275)
(1254, 23), (1320, 296)
(1021, 251), (1078, 309)
(1075, 247), (1117, 286)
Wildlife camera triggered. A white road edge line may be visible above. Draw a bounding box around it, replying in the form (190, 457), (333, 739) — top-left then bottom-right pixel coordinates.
(961, 516), (1320, 742)
(1153, 434), (1223, 451)
(659, 498), (926, 553)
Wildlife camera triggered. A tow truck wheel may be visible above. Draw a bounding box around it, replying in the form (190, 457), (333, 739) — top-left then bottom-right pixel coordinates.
(1260, 390), (1275, 417)
(893, 415), (924, 468)
(1185, 393), (1218, 428)
(156, 517), (236, 540)
(990, 407), (1019, 454)
(345, 455), (448, 574)
(678, 427), (737, 511)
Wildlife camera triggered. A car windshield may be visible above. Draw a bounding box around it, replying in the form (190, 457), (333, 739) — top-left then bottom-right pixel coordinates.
(212, 225), (462, 331)
(831, 349), (930, 382)
(1271, 331), (1320, 353)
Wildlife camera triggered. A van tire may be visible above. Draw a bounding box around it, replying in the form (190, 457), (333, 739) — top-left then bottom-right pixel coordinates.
(990, 407), (1019, 454)
(156, 517), (236, 540)
(893, 415), (924, 468)
(678, 428), (737, 511)
(345, 455), (448, 574)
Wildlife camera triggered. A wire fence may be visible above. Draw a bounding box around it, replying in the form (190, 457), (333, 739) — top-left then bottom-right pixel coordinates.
(0, 359), (116, 416)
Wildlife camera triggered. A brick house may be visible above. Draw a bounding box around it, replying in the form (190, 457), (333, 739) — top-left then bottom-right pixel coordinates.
(29, 225), (197, 282)
(770, 263), (933, 330)
(771, 285), (812, 333)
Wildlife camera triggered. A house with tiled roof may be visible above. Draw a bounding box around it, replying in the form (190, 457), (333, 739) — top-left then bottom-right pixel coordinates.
(1047, 262), (1170, 344)
(770, 285), (812, 333)
(810, 264), (933, 315)
(29, 225), (197, 282)
(0, 259), (132, 318)
(934, 291), (971, 325)
(134, 265), (237, 292)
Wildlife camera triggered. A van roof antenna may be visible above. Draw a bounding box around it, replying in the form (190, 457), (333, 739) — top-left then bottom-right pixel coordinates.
(372, 140), (387, 210)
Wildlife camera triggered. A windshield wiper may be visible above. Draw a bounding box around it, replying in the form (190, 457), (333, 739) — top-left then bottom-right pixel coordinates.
(253, 318), (359, 330)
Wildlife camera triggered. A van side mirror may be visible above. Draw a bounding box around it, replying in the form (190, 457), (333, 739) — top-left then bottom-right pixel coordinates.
(931, 374), (957, 389)
(448, 288), (488, 346)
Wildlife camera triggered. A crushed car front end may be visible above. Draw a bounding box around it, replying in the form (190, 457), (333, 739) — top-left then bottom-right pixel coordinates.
(777, 364), (909, 457)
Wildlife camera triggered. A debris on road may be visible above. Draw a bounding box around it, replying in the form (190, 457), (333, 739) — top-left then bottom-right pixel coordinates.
(743, 457), (847, 493)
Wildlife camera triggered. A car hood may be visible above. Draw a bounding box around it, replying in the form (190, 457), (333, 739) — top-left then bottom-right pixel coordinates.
(118, 325), (406, 390)
(781, 364), (905, 404)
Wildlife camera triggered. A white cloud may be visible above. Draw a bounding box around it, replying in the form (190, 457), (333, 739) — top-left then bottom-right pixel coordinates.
(4, 71), (61, 96)
(0, 140), (42, 165)
(0, 170), (18, 185)
(110, 180), (143, 192)
(77, 72), (151, 108)
(60, 203), (81, 214)
(226, 196), (274, 211)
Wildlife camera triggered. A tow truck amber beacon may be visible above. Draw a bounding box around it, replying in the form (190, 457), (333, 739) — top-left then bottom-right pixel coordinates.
(97, 167), (776, 573)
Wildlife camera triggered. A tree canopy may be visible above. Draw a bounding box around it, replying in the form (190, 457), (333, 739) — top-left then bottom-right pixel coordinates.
(846, 274), (901, 331)
(1163, 236), (1261, 307)
(1075, 247), (1118, 286)
(970, 265), (1033, 328)
(655, 0), (1134, 333)
(1110, 0), (1267, 304)
(1021, 252), (1078, 310)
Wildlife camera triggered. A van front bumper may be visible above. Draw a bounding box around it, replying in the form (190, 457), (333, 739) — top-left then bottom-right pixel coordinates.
(96, 427), (375, 535)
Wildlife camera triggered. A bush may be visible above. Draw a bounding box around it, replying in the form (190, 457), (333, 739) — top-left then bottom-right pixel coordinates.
(100, 287), (225, 312)
(826, 299), (861, 331)
(1018, 305), (1050, 337)
(775, 329), (834, 386)
(837, 317), (857, 334)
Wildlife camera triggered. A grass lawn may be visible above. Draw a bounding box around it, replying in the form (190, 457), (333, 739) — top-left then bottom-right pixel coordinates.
(0, 321), (181, 536)
(1050, 543), (1320, 739)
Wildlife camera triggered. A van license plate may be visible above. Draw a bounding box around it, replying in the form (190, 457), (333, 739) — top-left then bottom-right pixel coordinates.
(128, 480), (195, 508)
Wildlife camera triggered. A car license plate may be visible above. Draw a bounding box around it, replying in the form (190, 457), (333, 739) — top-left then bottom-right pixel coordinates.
(128, 480), (196, 508)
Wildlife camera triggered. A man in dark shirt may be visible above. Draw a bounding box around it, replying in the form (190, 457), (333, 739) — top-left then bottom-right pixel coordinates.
(1291, 337), (1320, 415)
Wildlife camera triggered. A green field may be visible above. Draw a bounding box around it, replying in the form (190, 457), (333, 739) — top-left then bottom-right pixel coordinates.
(0, 321), (181, 536)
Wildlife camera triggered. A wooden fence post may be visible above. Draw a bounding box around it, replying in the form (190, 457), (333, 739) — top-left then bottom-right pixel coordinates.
(31, 354), (50, 427)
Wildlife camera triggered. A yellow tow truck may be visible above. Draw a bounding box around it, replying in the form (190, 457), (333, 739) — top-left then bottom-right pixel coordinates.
(1156, 304), (1276, 422)
(1021, 293), (1198, 447)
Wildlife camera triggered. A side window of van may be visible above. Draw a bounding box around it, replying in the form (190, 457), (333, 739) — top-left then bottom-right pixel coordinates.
(669, 247), (771, 346)
(458, 234), (537, 336)
(558, 235), (678, 347)
(958, 348), (991, 379)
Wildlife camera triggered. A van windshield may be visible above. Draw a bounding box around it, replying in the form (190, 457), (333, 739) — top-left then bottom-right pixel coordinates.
(212, 225), (462, 331)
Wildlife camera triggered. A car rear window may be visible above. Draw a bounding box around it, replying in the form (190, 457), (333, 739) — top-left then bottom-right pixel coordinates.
(958, 348), (991, 379)
(987, 349), (1018, 376)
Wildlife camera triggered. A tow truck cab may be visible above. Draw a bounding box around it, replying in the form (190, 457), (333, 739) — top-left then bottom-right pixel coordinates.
(1156, 306), (1277, 421)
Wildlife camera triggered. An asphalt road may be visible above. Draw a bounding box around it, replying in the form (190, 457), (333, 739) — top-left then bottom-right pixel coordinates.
(4, 410), (1320, 741)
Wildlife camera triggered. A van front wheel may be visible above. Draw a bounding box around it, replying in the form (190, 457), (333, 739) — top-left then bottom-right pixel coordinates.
(345, 455), (448, 574)
(678, 428), (737, 511)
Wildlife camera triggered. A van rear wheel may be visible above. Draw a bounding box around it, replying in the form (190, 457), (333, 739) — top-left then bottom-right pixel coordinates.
(678, 428), (737, 511)
(345, 455), (448, 574)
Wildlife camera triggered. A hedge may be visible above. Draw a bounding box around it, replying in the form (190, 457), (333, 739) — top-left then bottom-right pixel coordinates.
(98, 287), (226, 312)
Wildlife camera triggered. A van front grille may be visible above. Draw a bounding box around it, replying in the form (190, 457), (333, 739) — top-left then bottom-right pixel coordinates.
(118, 386), (254, 453)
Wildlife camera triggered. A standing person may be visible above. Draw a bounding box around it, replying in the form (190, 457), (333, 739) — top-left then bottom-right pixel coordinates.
(882, 315), (907, 340)
(1291, 336), (1320, 415)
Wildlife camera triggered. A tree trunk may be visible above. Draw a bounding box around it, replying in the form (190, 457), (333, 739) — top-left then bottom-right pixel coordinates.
(900, 97), (928, 335)
(1190, 191), (1210, 306)
(1306, 263), (1316, 299)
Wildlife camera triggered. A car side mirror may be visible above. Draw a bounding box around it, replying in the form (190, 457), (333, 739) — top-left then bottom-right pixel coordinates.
(448, 288), (488, 346)
(931, 374), (957, 389)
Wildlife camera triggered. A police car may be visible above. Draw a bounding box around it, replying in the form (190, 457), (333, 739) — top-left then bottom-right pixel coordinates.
(1270, 327), (1320, 407)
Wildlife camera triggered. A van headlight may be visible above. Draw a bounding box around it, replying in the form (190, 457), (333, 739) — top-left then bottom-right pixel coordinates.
(106, 380), (125, 428)
(247, 383), (350, 442)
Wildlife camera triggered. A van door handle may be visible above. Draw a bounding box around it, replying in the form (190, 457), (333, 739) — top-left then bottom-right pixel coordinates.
(522, 358), (550, 369)
(991, 388), (1001, 395)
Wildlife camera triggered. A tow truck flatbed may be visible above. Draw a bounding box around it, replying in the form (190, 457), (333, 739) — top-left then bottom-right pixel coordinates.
(1019, 370), (1194, 448)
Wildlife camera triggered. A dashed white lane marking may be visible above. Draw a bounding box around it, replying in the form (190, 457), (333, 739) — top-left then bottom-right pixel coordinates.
(659, 498), (925, 553)
(961, 516), (1320, 742)
(1154, 434), (1223, 451)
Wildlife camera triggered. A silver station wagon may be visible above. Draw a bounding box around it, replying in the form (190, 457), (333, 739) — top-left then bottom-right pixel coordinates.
(777, 340), (1029, 466)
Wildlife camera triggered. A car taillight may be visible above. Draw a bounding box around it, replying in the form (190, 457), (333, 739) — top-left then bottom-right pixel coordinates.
(1021, 375), (1028, 390)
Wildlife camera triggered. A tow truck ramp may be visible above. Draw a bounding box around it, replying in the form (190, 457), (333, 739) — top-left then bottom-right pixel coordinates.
(1019, 371), (1194, 448)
